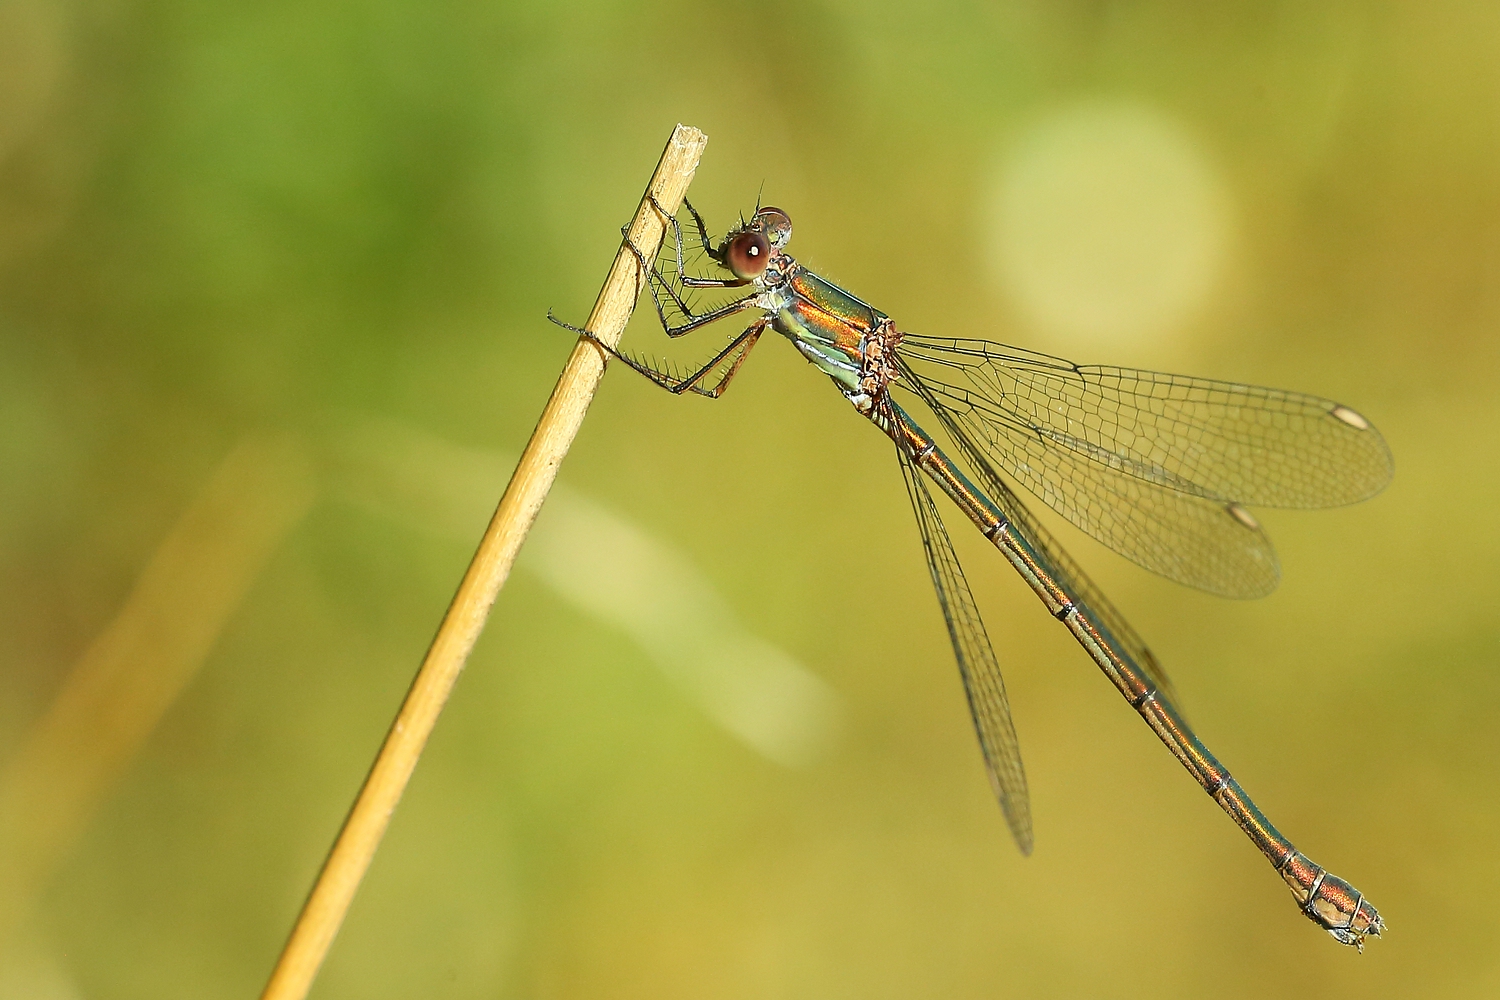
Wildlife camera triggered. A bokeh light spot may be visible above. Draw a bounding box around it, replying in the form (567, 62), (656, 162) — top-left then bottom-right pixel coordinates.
(987, 101), (1233, 355)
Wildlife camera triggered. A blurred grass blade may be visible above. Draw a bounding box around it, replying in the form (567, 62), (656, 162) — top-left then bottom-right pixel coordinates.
(324, 417), (841, 766)
(527, 489), (841, 766)
(0, 433), (316, 947)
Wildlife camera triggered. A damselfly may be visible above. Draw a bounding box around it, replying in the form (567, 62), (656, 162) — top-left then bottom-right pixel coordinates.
(551, 197), (1391, 949)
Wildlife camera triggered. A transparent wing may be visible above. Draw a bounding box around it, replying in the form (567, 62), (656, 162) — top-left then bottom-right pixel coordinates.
(895, 434), (1033, 854)
(921, 396), (1183, 704)
(896, 338), (1393, 597)
(894, 351), (1278, 598)
(900, 336), (1393, 508)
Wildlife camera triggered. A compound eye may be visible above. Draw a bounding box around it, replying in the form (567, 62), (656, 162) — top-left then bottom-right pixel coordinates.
(725, 230), (772, 278)
(754, 207), (793, 249)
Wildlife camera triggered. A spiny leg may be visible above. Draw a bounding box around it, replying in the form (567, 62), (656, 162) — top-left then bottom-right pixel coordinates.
(547, 199), (767, 397)
(615, 319), (768, 401)
(550, 215), (758, 342)
(641, 193), (747, 294)
(674, 197), (748, 290)
(595, 193), (742, 316)
(548, 282), (761, 350)
(561, 316), (768, 398)
(612, 192), (678, 303)
(628, 317), (766, 398)
(686, 319), (767, 397)
(609, 216), (756, 339)
(681, 197), (717, 259)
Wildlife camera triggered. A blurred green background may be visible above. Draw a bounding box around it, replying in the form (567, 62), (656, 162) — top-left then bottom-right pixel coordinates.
(2, 1), (1498, 997)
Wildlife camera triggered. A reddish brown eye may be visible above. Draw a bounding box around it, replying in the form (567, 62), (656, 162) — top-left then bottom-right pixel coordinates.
(725, 231), (771, 278)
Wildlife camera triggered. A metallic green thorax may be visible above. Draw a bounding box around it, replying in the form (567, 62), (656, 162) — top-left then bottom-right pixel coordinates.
(763, 261), (888, 394)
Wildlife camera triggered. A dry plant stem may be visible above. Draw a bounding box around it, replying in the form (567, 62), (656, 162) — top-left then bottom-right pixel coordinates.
(259, 123), (708, 1000)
